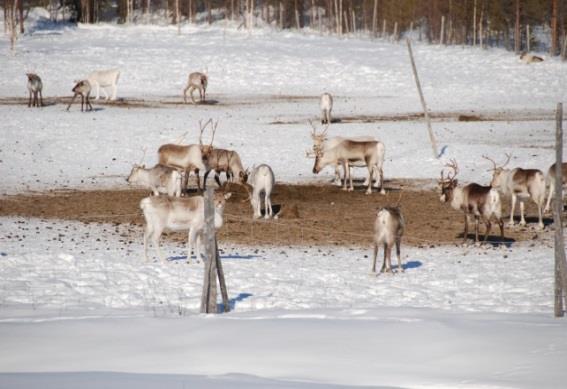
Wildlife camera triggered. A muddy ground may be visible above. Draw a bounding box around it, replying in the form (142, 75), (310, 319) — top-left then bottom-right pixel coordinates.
(0, 180), (550, 248)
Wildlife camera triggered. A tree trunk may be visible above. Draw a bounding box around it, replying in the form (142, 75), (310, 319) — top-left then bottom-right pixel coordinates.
(514, 0), (520, 54)
(17, 0), (23, 33)
(551, 0), (559, 55)
(473, 0), (477, 46)
(371, 0), (377, 36)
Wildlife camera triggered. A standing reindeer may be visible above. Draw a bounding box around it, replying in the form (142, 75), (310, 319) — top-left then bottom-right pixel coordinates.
(544, 162), (567, 214)
(439, 160), (504, 243)
(26, 73), (43, 108)
(158, 120), (217, 192)
(87, 68), (120, 101)
(183, 72), (208, 104)
(484, 154), (546, 229)
(203, 148), (248, 189)
(66, 80), (92, 112)
(127, 164), (183, 197)
(308, 121), (385, 192)
(320, 92), (333, 124)
(140, 190), (231, 263)
(246, 164), (275, 219)
(371, 206), (405, 274)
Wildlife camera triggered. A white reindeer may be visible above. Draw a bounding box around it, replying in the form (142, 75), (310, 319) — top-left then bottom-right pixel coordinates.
(183, 72), (208, 104)
(308, 122), (385, 192)
(140, 191), (231, 263)
(87, 68), (120, 101)
(320, 92), (333, 124)
(66, 80), (92, 112)
(372, 206), (404, 274)
(484, 154), (546, 229)
(158, 120), (217, 192)
(544, 162), (567, 213)
(246, 164), (275, 219)
(26, 73), (43, 108)
(439, 160), (504, 243)
(127, 164), (183, 197)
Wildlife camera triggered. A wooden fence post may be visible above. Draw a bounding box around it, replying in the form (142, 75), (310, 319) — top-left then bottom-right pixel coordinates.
(554, 102), (566, 318)
(406, 38), (439, 159)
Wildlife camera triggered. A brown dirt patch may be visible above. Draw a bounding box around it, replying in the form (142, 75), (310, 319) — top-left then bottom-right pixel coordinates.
(0, 182), (547, 247)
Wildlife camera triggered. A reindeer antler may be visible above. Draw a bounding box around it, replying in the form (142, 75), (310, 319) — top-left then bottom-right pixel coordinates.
(209, 119), (219, 146)
(444, 159), (459, 181)
(138, 147), (147, 165)
(308, 119), (318, 137)
(198, 119), (213, 145)
(483, 153), (512, 171)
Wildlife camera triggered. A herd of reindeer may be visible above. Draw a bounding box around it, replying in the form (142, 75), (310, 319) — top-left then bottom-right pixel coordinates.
(24, 68), (566, 275)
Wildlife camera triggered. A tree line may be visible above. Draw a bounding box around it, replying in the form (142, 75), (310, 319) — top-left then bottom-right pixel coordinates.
(4, 0), (567, 56)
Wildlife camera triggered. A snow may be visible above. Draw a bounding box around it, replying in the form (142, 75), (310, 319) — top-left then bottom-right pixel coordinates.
(1, 12), (567, 389)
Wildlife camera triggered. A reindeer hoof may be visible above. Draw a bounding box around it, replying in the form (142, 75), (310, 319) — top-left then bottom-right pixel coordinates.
(379, 189), (386, 195)
(365, 190), (372, 195)
(341, 187), (348, 191)
(348, 187), (354, 192)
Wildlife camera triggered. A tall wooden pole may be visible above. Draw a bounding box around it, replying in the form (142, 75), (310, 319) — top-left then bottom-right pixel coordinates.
(554, 102), (566, 318)
(406, 38), (439, 159)
(514, 0), (520, 54)
(201, 188), (218, 314)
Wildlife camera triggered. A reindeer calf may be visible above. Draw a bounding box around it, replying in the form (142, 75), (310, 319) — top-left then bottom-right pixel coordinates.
(140, 191), (231, 263)
(26, 73), (43, 108)
(66, 80), (92, 112)
(320, 93), (333, 124)
(127, 164), (183, 197)
(247, 164), (275, 219)
(372, 206), (404, 274)
(203, 148), (248, 188)
(183, 72), (208, 104)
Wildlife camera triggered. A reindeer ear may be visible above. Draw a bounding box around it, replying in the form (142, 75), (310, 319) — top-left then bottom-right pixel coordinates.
(453, 179), (458, 186)
(224, 192), (232, 200)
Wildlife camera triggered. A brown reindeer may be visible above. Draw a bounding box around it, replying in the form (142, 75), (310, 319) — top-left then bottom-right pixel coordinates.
(371, 206), (405, 274)
(439, 160), (504, 243)
(26, 73), (43, 108)
(66, 80), (92, 112)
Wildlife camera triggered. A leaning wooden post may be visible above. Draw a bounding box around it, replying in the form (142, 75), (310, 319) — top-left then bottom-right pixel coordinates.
(215, 237), (230, 312)
(406, 38), (439, 159)
(554, 102), (566, 318)
(200, 187), (218, 314)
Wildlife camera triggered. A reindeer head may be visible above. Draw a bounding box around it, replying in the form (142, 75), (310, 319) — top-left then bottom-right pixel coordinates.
(239, 168), (250, 185)
(72, 80), (90, 93)
(307, 120), (329, 168)
(483, 153), (511, 189)
(439, 159), (459, 203)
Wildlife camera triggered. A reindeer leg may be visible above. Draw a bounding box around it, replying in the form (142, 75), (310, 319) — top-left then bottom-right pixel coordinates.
(86, 93), (93, 111)
(187, 228), (198, 263)
(214, 173), (222, 188)
(348, 161), (355, 192)
(80, 94), (84, 112)
(371, 242), (378, 274)
(396, 239), (403, 273)
(39, 90), (44, 107)
(544, 180), (554, 214)
(385, 245), (393, 273)
(28, 91), (32, 108)
(380, 243), (387, 273)
(498, 218), (505, 240)
(143, 226), (152, 262)
(190, 87), (197, 104)
(341, 160), (348, 191)
(519, 200), (527, 226)
(153, 229), (167, 263)
(509, 195), (517, 226)
(474, 216), (480, 242)
(66, 93), (77, 111)
(183, 85), (190, 103)
(463, 213), (469, 242)
(365, 163), (374, 195)
(484, 220), (492, 242)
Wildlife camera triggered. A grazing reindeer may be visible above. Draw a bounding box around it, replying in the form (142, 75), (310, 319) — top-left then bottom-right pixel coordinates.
(26, 73), (43, 108)
(87, 68), (120, 101)
(127, 164), (183, 197)
(183, 72), (208, 104)
(245, 164), (275, 219)
(312, 133), (382, 194)
(372, 206), (404, 274)
(544, 162), (567, 213)
(320, 92), (333, 124)
(484, 154), (546, 229)
(203, 148), (248, 188)
(140, 190), (232, 263)
(308, 121), (385, 192)
(66, 80), (92, 112)
(158, 120), (217, 192)
(520, 52), (544, 64)
(439, 160), (504, 243)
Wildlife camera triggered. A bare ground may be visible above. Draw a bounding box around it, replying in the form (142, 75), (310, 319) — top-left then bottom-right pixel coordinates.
(0, 180), (550, 248)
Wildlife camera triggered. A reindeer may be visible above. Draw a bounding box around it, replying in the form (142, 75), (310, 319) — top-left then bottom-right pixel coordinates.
(245, 164), (275, 219)
(320, 92), (333, 124)
(66, 80), (92, 112)
(158, 120), (217, 192)
(439, 160), (504, 243)
(26, 73), (43, 108)
(87, 68), (120, 101)
(484, 154), (546, 229)
(307, 121), (385, 192)
(312, 133), (382, 194)
(203, 148), (248, 189)
(520, 52), (544, 64)
(140, 190), (231, 263)
(371, 206), (404, 274)
(127, 164), (183, 197)
(183, 72), (208, 104)
(544, 162), (567, 214)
